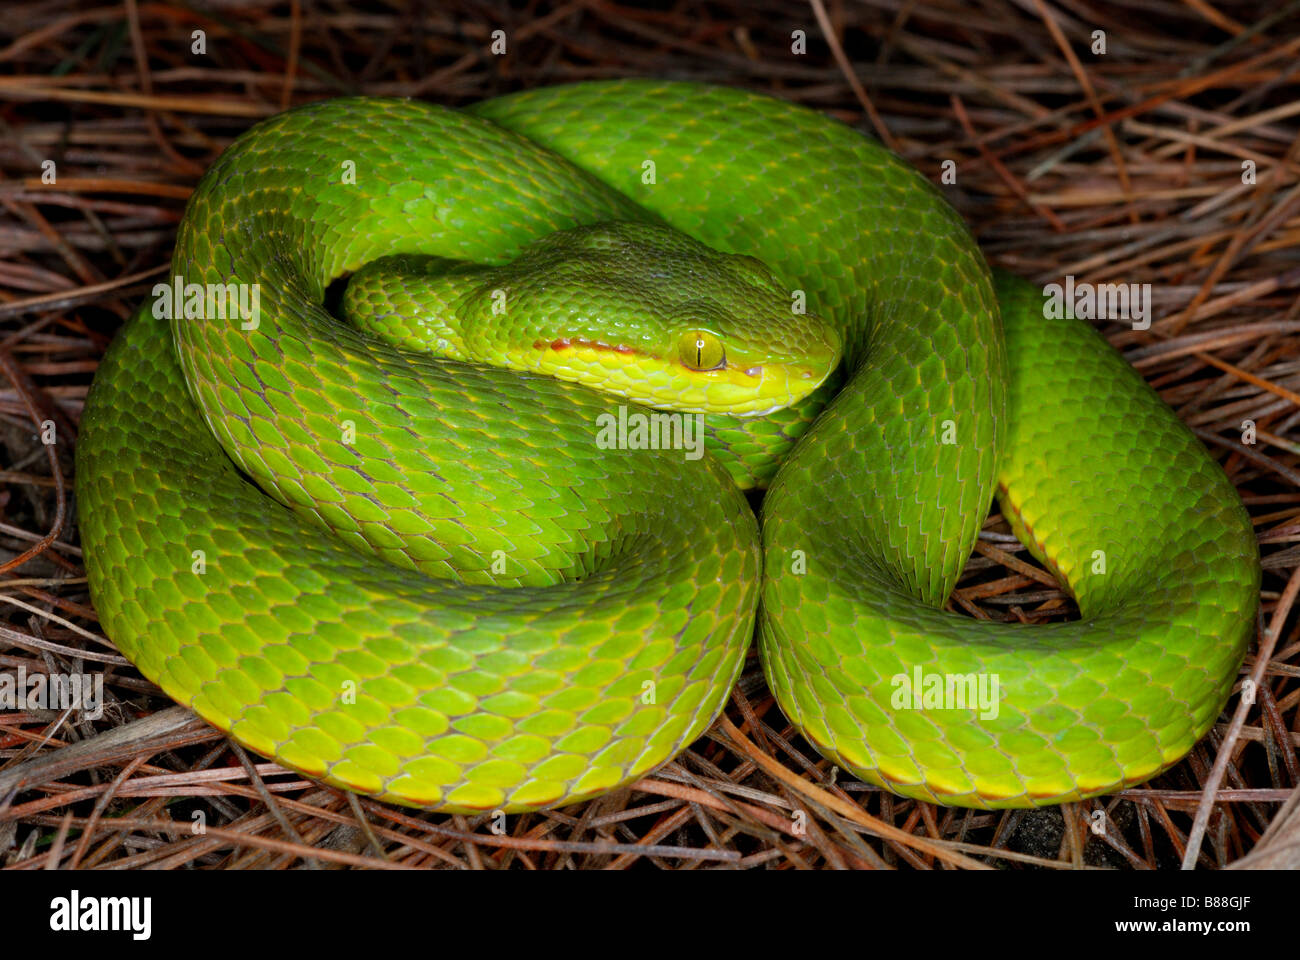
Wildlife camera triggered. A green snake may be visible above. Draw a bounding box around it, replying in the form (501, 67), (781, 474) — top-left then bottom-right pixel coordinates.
(77, 80), (1260, 811)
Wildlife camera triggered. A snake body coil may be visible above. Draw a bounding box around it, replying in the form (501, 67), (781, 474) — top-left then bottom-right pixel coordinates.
(78, 81), (1259, 811)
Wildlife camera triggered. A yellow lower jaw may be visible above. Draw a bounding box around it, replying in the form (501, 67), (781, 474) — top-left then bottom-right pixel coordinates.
(521, 344), (832, 417)
(667, 364), (832, 416)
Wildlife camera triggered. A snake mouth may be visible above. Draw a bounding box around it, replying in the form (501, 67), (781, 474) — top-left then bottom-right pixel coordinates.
(662, 359), (835, 417)
(516, 334), (835, 417)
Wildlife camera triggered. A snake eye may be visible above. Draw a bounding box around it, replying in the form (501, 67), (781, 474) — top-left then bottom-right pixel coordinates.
(678, 330), (725, 371)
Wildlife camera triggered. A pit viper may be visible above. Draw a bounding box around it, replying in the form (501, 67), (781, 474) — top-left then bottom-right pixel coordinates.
(77, 80), (1260, 811)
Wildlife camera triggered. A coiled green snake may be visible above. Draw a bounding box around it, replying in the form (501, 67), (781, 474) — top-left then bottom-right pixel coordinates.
(78, 80), (1260, 812)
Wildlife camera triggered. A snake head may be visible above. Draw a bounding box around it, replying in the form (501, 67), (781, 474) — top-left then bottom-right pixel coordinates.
(469, 221), (842, 417)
